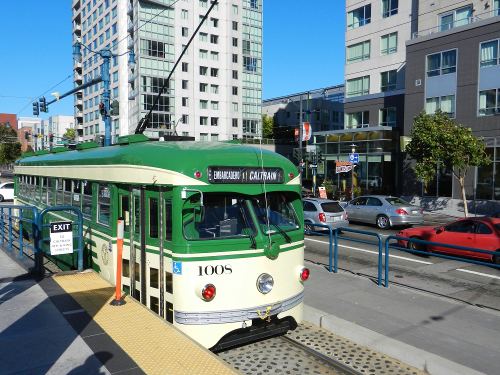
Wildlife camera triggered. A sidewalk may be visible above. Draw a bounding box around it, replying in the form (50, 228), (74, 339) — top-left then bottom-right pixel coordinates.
(303, 263), (500, 375)
(0, 250), (112, 374)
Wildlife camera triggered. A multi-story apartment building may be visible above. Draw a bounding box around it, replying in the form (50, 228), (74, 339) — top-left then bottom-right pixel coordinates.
(72, 0), (262, 143)
(404, 0), (500, 204)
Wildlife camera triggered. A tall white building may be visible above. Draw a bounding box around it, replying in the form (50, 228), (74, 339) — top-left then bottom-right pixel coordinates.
(72, 0), (262, 142)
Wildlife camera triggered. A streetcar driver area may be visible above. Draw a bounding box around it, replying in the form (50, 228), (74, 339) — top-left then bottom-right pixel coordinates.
(182, 192), (300, 240)
(183, 193), (256, 239)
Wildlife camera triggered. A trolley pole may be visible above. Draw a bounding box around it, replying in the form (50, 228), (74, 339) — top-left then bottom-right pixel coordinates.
(111, 218), (126, 306)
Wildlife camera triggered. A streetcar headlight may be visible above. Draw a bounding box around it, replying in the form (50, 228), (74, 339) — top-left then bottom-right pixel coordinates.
(256, 273), (274, 294)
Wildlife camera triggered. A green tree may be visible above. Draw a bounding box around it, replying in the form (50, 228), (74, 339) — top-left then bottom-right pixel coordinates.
(405, 111), (490, 217)
(262, 114), (274, 139)
(63, 128), (77, 141)
(0, 126), (22, 164)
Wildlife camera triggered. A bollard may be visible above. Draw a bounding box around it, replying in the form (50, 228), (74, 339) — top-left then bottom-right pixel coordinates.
(111, 218), (126, 306)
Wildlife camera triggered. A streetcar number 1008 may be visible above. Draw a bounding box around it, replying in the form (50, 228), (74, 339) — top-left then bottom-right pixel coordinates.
(198, 265), (232, 276)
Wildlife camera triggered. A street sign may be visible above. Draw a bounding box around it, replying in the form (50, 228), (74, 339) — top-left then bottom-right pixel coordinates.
(349, 153), (359, 164)
(50, 221), (73, 255)
(309, 164), (318, 168)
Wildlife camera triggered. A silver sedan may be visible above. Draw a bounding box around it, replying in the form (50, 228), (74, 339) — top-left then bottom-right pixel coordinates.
(344, 195), (424, 229)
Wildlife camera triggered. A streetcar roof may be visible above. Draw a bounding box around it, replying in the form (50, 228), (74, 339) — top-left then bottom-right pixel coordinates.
(15, 141), (299, 187)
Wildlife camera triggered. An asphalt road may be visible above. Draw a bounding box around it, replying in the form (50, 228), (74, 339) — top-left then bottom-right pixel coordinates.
(305, 218), (500, 311)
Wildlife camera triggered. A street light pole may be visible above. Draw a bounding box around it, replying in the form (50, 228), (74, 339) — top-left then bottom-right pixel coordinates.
(351, 144), (356, 200)
(100, 49), (112, 147)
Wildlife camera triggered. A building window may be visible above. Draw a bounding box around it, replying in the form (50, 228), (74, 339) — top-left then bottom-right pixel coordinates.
(210, 68), (219, 77)
(210, 34), (219, 44)
(182, 97), (189, 107)
(232, 134), (238, 140)
(346, 76), (370, 97)
(200, 133), (208, 141)
(380, 70), (397, 92)
(199, 32), (208, 42)
(141, 40), (166, 58)
(200, 100), (208, 109)
(211, 117), (219, 126)
(379, 107), (397, 127)
(210, 18), (218, 27)
(427, 50), (456, 77)
(249, 0), (258, 9)
(347, 4), (371, 29)
(243, 56), (258, 72)
(232, 37), (238, 47)
(346, 111), (369, 128)
(211, 101), (219, 110)
(210, 84), (219, 94)
(480, 40), (499, 67)
(232, 102), (238, 112)
(182, 114), (189, 124)
(199, 49), (208, 59)
(380, 32), (397, 55)
(200, 117), (208, 125)
(199, 0), (208, 7)
(181, 62), (188, 72)
(182, 27), (188, 37)
(232, 118), (238, 127)
(211, 134), (219, 141)
(346, 40), (370, 63)
(232, 4), (238, 14)
(181, 9), (188, 20)
(199, 66), (208, 75)
(211, 51), (219, 61)
(232, 86), (238, 95)
(382, 0), (398, 18)
(479, 88), (500, 116)
(425, 95), (456, 117)
(440, 6), (472, 31)
(232, 54), (238, 63)
(182, 80), (188, 89)
(200, 83), (208, 92)
(232, 70), (238, 79)
(495, 0), (500, 16)
(232, 21), (238, 31)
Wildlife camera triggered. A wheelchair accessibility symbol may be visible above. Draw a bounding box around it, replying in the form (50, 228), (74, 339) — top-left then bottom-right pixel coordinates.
(173, 261), (182, 275)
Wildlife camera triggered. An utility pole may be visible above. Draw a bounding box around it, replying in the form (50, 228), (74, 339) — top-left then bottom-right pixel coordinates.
(100, 49), (112, 147)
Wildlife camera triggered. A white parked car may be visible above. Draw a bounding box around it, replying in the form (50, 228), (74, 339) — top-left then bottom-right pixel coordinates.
(0, 182), (14, 202)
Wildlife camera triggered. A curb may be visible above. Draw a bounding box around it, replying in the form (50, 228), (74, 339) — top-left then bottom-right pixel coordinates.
(303, 305), (486, 375)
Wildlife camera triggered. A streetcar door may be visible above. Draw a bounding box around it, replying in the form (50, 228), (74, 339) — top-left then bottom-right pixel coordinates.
(118, 187), (132, 297)
(161, 190), (174, 322)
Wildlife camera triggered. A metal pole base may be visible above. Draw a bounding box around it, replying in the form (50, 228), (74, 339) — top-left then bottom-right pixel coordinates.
(110, 298), (126, 306)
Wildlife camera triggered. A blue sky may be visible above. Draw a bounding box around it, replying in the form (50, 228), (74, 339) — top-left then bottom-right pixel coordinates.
(0, 1), (345, 119)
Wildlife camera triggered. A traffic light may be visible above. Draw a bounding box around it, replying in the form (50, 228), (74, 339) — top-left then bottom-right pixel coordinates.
(99, 102), (106, 116)
(39, 97), (48, 113)
(317, 151), (324, 163)
(110, 100), (119, 116)
(32, 101), (39, 116)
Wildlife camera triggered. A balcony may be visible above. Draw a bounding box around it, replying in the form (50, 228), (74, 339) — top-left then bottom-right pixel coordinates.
(412, 9), (500, 39)
(127, 20), (135, 33)
(75, 98), (83, 106)
(75, 111), (83, 118)
(127, 3), (134, 15)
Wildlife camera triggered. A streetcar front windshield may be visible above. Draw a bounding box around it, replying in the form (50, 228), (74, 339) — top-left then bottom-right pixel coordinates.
(251, 192), (300, 233)
(183, 193), (256, 240)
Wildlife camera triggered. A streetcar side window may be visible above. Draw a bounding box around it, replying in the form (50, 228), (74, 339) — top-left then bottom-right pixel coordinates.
(98, 184), (111, 226)
(56, 179), (64, 205)
(72, 180), (81, 209)
(149, 197), (159, 239)
(82, 181), (92, 218)
(165, 201), (172, 241)
(63, 179), (72, 204)
(120, 194), (130, 232)
(48, 178), (55, 205)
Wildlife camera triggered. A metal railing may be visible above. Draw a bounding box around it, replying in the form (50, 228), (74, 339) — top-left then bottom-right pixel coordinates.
(0, 204), (38, 259)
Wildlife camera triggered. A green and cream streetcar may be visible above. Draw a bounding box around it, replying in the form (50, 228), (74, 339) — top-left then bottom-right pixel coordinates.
(14, 135), (308, 351)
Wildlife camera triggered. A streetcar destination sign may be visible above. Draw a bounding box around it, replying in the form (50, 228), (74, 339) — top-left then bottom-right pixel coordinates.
(50, 221), (73, 256)
(208, 167), (284, 184)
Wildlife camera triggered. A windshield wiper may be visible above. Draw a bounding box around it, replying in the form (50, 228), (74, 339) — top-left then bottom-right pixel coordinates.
(266, 222), (292, 243)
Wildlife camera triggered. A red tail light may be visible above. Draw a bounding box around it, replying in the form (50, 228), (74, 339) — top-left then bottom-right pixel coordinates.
(396, 208), (408, 215)
(319, 213), (326, 222)
(300, 268), (310, 282)
(201, 284), (216, 301)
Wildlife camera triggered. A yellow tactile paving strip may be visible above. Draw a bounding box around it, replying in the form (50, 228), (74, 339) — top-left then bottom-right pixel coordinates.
(53, 271), (238, 375)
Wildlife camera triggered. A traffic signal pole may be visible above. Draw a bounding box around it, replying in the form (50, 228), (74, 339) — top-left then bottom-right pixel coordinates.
(100, 49), (112, 147)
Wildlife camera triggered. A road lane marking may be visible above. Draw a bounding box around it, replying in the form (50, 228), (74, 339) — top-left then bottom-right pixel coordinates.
(305, 237), (433, 265)
(456, 269), (500, 280)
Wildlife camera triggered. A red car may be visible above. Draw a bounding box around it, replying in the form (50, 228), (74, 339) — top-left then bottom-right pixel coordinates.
(398, 217), (500, 264)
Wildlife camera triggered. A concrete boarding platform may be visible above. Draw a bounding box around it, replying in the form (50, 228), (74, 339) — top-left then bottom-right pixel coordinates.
(303, 262), (500, 375)
(0, 249), (236, 375)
